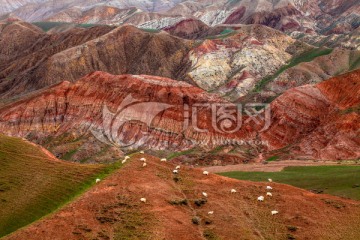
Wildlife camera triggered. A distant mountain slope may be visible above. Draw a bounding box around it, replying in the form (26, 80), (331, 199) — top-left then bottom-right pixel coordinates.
(1, 20), (358, 105)
(0, 22), (194, 101)
(0, 134), (118, 238)
(4, 154), (360, 239)
(1, 0), (358, 35)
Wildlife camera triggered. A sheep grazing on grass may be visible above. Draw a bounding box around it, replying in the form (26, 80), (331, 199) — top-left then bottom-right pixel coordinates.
(266, 186), (273, 190)
(121, 159), (127, 164)
(143, 163), (147, 167)
(203, 171), (209, 175)
(140, 158), (146, 162)
(160, 158), (167, 162)
(125, 156), (130, 160)
(257, 196), (264, 202)
(268, 178), (273, 182)
(267, 192), (273, 197)
(96, 178), (101, 183)
(231, 189), (237, 193)
(140, 198), (147, 203)
(173, 170), (178, 174)
(202, 192), (208, 197)
(208, 211), (214, 215)
(140, 151), (145, 154)
(176, 166), (181, 170)
(271, 210), (279, 215)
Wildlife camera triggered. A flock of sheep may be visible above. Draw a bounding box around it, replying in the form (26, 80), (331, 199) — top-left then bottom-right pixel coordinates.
(95, 152), (279, 216)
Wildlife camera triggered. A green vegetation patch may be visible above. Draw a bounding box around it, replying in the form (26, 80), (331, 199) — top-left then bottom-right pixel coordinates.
(32, 22), (99, 32)
(254, 47), (334, 92)
(140, 28), (160, 33)
(219, 166), (360, 200)
(266, 156), (280, 162)
(0, 135), (120, 238)
(167, 148), (197, 160)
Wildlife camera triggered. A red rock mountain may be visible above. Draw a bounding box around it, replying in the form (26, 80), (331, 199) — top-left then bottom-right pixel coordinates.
(261, 69), (360, 160)
(0, 72), (251, 162)
(0, 70), (359, 161)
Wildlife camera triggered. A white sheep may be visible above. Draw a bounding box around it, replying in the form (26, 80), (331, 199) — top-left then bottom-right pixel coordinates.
(140, 198), (147, 203)
(143, 162), (147, 167)
(271, 210), (279, 215)
(176, 165), (181, 170)
(121, 159), (127, 164)
(125, 156), (130, 160)
(202, 192), (208, 197)
(160, 158), (167, 162)
(173, 170), (178, 174)
(96, 178), (101, 183)
(231, 189), (237, 193)
(266, 192), (273, 197)
(203, 171), (209, 175)
(268, 178), (273, 182)
(257, 196), (264, 202)
(208, 211), (214, 215)
(140, 158), (146, 162)
(266, 186), (273, 190)
(140, 151), (145, 154)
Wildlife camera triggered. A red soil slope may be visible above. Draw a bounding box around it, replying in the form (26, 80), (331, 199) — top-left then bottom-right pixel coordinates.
(4, 154), (360, 240)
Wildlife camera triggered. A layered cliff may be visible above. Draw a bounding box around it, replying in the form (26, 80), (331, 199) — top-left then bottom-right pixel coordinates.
(0, 72), (252, 161)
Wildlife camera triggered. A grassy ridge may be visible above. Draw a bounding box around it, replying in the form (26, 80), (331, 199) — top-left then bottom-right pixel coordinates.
(0, 135), (120, 238)
(254, 47), (333, 92)
(219, 166), (360, 201)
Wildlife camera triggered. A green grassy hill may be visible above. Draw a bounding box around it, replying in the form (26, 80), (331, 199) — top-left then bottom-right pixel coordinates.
(220, 166), (360, 201)
(0, 135), (120, 238)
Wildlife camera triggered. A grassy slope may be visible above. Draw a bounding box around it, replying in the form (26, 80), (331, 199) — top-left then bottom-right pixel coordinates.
(219, 166), (360, 201)
(0, 135), (120, 238)
(254, 47), (333, 92)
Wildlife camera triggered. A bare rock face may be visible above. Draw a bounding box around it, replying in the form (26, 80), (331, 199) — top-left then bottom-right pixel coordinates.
(261, 69), (360, 160)
(186, 25), (301, 100)
(0, 72), (251, 152)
